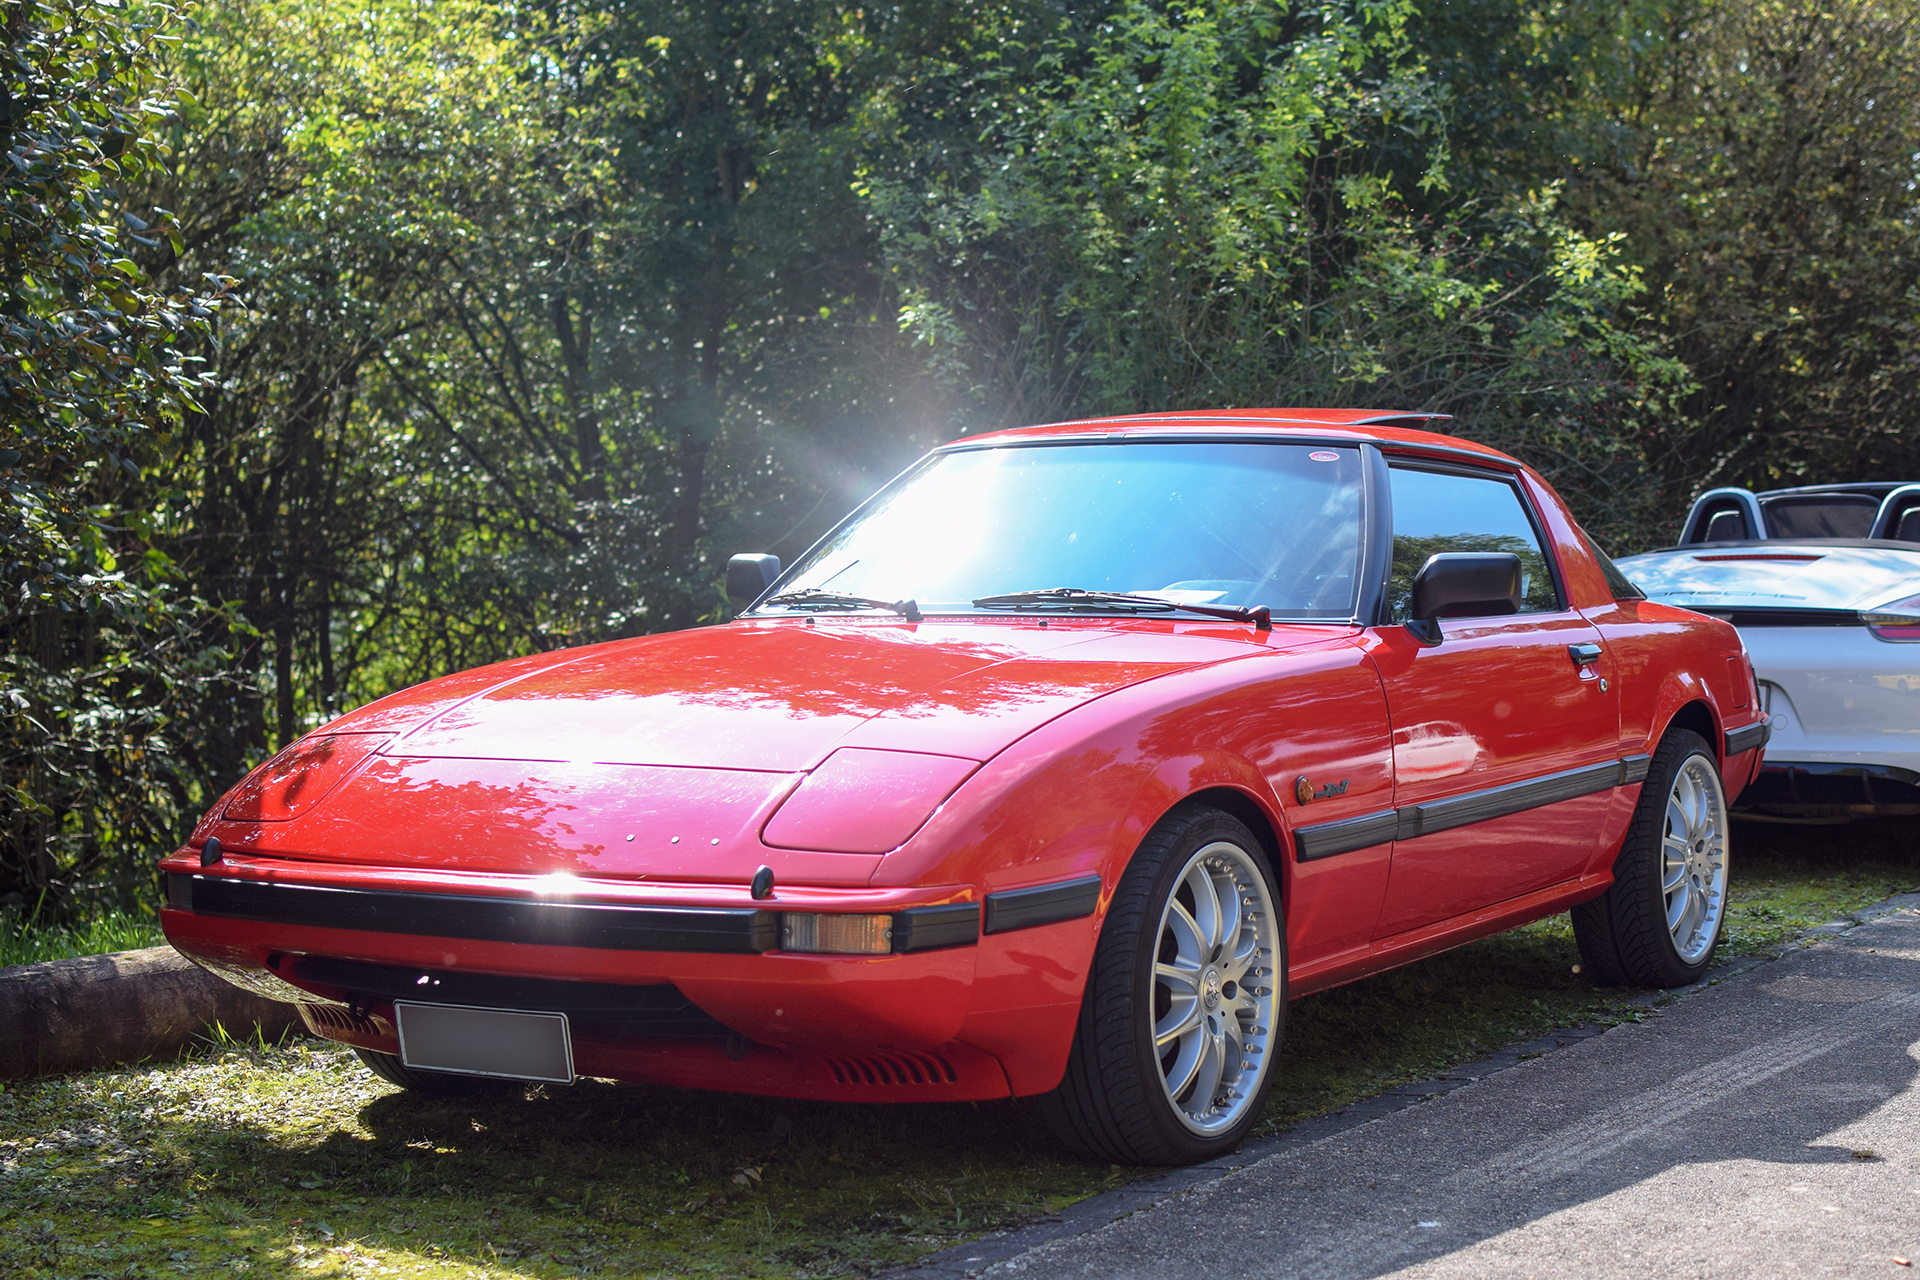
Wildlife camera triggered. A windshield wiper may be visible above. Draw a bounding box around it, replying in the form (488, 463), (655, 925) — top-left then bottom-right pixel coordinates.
(970, 588), (1270, 630)
(762, 589), (923, 622)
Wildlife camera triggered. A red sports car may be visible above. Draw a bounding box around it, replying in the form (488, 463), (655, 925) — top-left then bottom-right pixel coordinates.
(162, 410), (1767, 1165)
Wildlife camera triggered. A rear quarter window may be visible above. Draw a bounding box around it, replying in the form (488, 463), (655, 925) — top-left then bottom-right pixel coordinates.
(1583, 532), (1646, 600)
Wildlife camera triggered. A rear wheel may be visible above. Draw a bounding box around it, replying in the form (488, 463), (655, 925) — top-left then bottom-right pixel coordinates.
(354, 1048), (519, 1097)
(1043, 805), (1284, 1165)
(1573, 728), (1729, 987)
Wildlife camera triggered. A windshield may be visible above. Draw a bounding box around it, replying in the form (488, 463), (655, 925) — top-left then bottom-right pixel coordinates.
(764, 441), (1366, 619)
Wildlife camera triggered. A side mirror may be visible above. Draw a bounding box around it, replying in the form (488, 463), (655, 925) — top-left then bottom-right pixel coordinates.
(1406, 552), (1522, 644)
(726, 553), (781, 604)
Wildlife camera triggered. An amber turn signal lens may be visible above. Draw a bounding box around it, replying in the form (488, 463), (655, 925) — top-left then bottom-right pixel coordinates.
(779, 913), (894, 954)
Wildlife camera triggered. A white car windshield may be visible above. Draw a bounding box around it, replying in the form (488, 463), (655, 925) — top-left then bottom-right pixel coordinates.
(763, 441), (1365, 620)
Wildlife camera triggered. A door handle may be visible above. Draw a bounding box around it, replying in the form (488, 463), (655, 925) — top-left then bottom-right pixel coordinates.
(1569, 642), (1604, 667)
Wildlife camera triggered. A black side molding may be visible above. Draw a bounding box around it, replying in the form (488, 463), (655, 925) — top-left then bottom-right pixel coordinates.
(891, 903), (981, 952)
(983, 876), (1103, 934)
(175, 874), (780, 954)
(1398, 760), (1622, 840)
(1294, 757), (1653, 862)
(1295, 809), (1398, 861)
(1724, 720), (1771, 756)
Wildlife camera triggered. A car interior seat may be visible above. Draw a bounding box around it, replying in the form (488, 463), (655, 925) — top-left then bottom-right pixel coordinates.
(1703, 508), (1751, 541)
(1896, 507), (1920, 544)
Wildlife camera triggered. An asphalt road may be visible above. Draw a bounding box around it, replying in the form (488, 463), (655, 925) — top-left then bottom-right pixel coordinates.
(914, 895), (1920, 1279)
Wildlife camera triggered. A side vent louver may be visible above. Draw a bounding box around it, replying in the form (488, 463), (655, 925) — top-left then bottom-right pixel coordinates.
(825, 1051), (960, 1087)
(298, 1003), (391, 1040)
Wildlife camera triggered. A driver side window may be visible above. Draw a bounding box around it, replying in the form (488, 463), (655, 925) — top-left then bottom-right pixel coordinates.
(1386, 466), (1562, 622)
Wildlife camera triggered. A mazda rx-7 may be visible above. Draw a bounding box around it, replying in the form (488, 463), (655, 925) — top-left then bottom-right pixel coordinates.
(161, 411), (1765, 1165)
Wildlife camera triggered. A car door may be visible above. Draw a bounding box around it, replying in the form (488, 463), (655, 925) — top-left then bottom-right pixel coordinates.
(1364, 463), (1621, 939)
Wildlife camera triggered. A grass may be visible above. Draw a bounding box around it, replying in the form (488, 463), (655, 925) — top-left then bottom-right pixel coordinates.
(0, 907), (164, 968)
(0, 820), (1912, 1279)
(1263, 816), (1918, 1129)
(1719, 815), (1920, 955)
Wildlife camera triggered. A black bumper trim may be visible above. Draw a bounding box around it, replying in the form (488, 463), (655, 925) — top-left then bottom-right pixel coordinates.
(1738, 760), (1920, 811)
(1725, 720), (1772, 757)
(286, 955), (733, 1037)
(891, 903), (981, 952)
(176, 874), (779, 954)
(1760, 760), (1920, 787)
(983, 876), (1103, 934)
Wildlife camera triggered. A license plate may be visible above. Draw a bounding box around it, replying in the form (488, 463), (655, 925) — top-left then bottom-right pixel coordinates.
(395, 1001), (574, 1083)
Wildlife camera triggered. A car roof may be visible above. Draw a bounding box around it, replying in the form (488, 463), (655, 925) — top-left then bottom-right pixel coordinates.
(953, 409), (1522, 466)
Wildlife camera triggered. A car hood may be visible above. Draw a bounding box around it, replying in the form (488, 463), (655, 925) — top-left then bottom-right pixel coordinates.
(209, 620), (1311, 882)
(333, 619), (1283, 772)
(1619, 544), (1920, 614)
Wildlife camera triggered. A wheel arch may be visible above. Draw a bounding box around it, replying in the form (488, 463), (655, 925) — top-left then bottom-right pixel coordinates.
(1175, 785), (1288, 909)
(937, 749), (1290, 1104)
(1108, 748), (1292, 919)
(1661, 698), (1721, 763)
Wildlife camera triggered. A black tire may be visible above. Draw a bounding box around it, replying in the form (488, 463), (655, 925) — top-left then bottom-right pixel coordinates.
(354, 1048), (519, 1097)
(1573, 728), (1730, 987)
(1042, 805), (1286, 1165)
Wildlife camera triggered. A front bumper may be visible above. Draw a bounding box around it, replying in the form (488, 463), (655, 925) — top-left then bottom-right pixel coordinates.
(158, 854), (1101, 1101)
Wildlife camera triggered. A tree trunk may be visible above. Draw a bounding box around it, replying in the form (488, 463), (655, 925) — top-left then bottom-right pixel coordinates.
(318, 594), (335, 720)
(553, 291), (609, 503)
(0, 946), (305, 1079)
(274, 581), (297, 749)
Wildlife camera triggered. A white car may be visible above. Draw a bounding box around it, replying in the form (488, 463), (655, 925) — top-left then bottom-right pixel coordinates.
(1620, 484), (1920, 818)
(1677, 481), (1920, 544)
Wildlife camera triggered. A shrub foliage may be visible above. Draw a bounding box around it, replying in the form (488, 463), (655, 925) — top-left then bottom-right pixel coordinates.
(4, 0), (1917, 917)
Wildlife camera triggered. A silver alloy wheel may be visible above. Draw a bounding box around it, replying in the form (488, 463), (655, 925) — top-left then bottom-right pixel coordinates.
(1663, 753), (1729, 963)
(1150, 839), (1279, 1137)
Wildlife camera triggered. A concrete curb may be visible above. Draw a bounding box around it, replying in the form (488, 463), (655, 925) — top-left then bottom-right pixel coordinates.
(889, 891), (1920, 1278)
(0, 946), (305, 1080)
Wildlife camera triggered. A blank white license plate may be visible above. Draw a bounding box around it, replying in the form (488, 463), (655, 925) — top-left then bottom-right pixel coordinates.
(395, 1001), (574, 1083)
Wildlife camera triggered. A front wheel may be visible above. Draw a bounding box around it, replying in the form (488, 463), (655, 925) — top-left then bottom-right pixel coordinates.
(1043, 805), (1285, 1165)
(1573, 728), (1730, 987)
